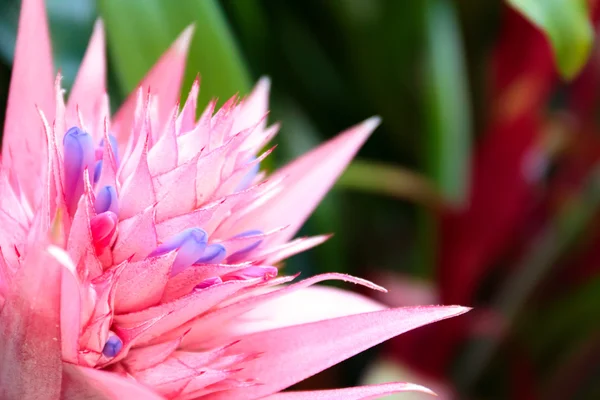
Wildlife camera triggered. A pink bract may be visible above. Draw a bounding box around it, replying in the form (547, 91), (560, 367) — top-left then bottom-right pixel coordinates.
(0, 0), (469, 399)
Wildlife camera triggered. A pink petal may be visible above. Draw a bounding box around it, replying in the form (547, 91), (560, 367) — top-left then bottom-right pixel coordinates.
(0, 248), (10, 295)
(0, 245), (63, 399)
(102, 315), (166, 367)
(67, 19), (106, 130)
(119, 88), (146, 164)
(67, 183), (103, 279)
(178, 76), (200, 133)
(214, 146), (275, 199)
(186, 378), (260, 399)
(155, 200), (222, 240)
(208, 95), (238, 150)
(234, 77), (270, 134)
(62, 364), (164, 399)
(113, 26), (194, 147)
(53, 74), (66, 155)
(161, 262), (252, 302)
(176, 273), (386, 348)
(119, 96), (152, 181)
(219, 286), (386, 338)
(263, 382), (435, 400)
(113, 207), (158, 263)
(119, 138), (156, 220)
(195, 130), (252, 207)
(59, 251), (82, 364)
(128, 348), (256, 398)
(78, 266), (124, 357)
(113, 252), (177, 314)
(257, 235), (331, 265)
(40, 104), (67, 231)
(0, 170), (29, 227)
(153, 154), (199, 221)
(212, 175), (286, 239)
(2, 0), (55, 204)
(227, 118), (380, 246)
(148, 106), (179, 176)
(114, 278), (262, 346)
(206, 306), (469, 399)
(177, 100), (214, 165)
(133, 362), (231, 399)
(122, 334), (185, 371)
(217, 226), (286, 260)
(96, 123), (119, 192)
(233, 77), (272, 152)
(92, 93), (111, 146)
(0, 211), (27, 271)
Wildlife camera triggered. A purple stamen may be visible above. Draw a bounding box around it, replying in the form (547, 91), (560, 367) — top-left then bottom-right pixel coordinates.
(94, 185), (119, 215)
(102, 335), (123, 357)
(93, 160), (103, 185)
(235, 157), (260, 192)
(234, 229), (264, 239)
(99, 134), (120, 165)
(151, 228), (208, 276)
(63, 127), (96, 213)
(194, 276), (223, 290)
(94, 135), (120, 184)
(196, 243), (226, 264)
(227, 230), (264, 263)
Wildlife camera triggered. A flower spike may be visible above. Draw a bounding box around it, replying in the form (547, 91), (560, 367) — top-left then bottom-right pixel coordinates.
(0, 3), (469, 398)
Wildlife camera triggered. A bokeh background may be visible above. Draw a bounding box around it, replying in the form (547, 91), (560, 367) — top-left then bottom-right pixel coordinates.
(1, 0), (599, 398)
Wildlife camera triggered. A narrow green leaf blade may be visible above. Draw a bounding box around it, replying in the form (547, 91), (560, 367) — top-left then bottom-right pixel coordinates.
(97, 0), (251, 107)
(423, 0), (472, 206)
(338, 160), (440, 206)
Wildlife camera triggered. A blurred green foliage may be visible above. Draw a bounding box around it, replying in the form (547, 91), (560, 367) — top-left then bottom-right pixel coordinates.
(98, 0), (252, 108)
(508, 0), (593, 79)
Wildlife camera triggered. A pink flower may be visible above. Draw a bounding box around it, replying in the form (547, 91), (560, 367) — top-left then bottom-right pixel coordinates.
(0, 0), (469, 399)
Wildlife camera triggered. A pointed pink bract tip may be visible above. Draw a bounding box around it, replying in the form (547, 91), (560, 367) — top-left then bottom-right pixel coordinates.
(402, 383), (437, 396)
(446, 305), (472, 316)
(93, 18), (104, 32)
(362, 115), (382, 132)
(174, 25), (196, 55)
(256, 76), (272, 90)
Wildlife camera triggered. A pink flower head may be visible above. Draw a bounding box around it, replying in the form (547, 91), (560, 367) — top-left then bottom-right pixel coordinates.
(0, 1), (469, 399)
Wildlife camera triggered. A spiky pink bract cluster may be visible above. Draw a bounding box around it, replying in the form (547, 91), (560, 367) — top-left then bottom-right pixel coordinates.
(0, 1), (469, 399)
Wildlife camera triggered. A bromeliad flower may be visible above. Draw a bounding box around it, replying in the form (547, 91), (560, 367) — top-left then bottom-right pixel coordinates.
(0, 1), (469, 399)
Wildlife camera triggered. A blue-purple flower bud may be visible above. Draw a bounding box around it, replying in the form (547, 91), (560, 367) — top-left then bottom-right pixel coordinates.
(94, 185), (119, 215)
(63, 127), (95, 214)
(227, 230), (264, 263)
(235, 157), (259, 192)
(102, 335), (123, 357)
(196, 243), (227, 264)
(151, 228), (208, 276)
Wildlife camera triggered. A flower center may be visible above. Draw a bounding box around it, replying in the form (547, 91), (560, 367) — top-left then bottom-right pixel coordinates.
(62, 127), (267, 275)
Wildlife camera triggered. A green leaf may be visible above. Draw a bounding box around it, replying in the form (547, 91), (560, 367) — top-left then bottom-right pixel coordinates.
(423, 0), (471, 206)
(97, 0), (251, 108)
(508, 0), (594, 80)
(337, 160), (440, 207)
